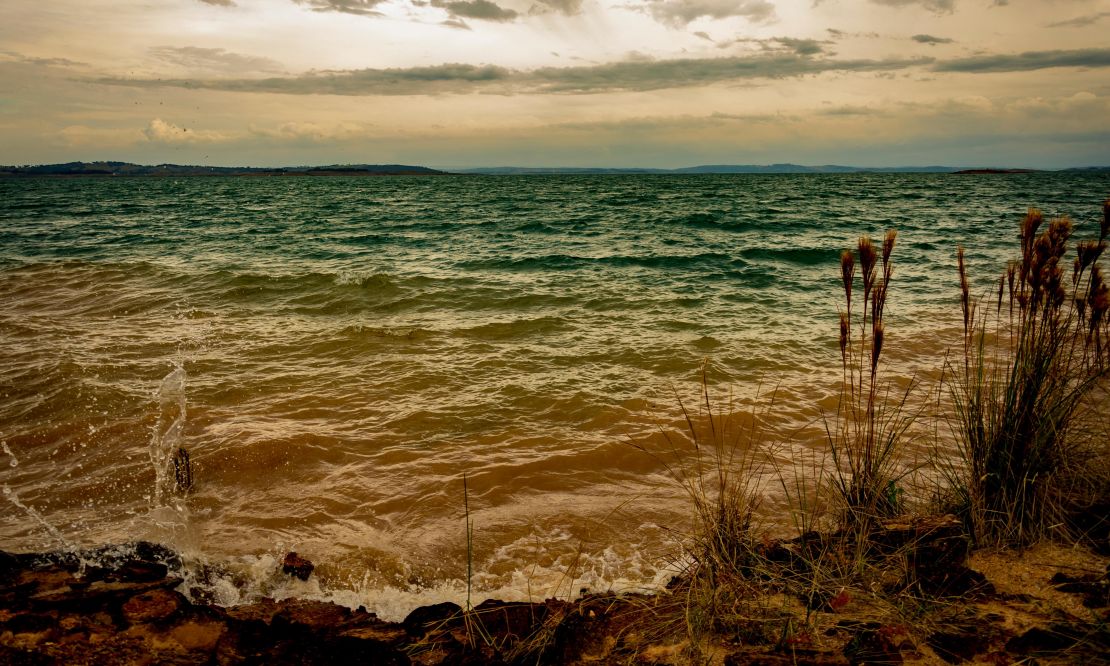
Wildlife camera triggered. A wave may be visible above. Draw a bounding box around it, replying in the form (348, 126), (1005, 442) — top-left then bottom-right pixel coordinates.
(740, 246), (836, 265)
(457, 251), (740, 272)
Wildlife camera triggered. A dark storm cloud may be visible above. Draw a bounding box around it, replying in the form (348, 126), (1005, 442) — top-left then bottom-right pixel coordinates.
(430, 0), (518, 21)
(293, 0), (388, 16)
(1047, 12), (1110, 28)
(912, 34), (953, 45)
(870, 0), (954, 12)
(95, 53), (930, 96)
(934, 48), (1110, 73)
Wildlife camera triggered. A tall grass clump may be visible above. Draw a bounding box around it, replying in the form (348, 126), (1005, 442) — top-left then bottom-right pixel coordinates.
(950, 200), (1110, 546)
(631, 362), (779, 651)
(639, 362), (769, 582)
(828, 231), (916, 532)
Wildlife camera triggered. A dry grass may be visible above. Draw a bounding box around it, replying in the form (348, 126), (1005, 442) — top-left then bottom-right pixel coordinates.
(947, 201), (1110, 547)
(828, 231), (920, 534)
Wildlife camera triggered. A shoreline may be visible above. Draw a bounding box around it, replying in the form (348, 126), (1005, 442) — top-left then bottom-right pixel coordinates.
(3, 520), (1108, 664)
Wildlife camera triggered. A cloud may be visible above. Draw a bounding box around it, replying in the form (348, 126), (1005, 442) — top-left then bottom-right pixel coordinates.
(97, 53), (930, 96)
(645, 0), (777, 28)
(1047, 12), (1110, 28)
(934, 48), (1110, 73)
(0, 50), (84, 68)
(430, 0), (518, 21)
(293, 0), (388, 16)
(773, 37), (827, 55)
(249, 121), (375, 141)
(149, 47), (284, 74)
(142, 118), (229, 144)
(729, 36), (831, 55)
(869, 0), (955, 12)
(197, 0), (236, 5)
(911, 34), (954, 45)
(531, 0), (584, 15)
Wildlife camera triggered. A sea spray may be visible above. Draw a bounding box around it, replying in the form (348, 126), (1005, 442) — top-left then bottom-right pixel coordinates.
(149, 364), (187, 508)
(143, 363), (196, 551)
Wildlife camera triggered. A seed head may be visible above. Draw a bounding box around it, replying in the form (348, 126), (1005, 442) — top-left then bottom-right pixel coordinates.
(859, 236), (877, 296)
(840, 249), (855, 306)
(958, 246), (971, 334)
(839, 312), (850, 361)
(882, 230), (897, 267)
(1021, 208), (1044, 248)
(1077, 240), (1105, 272)
(871, 323), (884, 372)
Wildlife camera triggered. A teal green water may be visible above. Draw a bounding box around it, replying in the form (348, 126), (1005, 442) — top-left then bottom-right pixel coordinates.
(1, 174), (1107, 615)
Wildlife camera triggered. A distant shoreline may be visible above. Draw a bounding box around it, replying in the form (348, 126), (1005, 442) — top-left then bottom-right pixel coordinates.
(4, 161), (1108, 178)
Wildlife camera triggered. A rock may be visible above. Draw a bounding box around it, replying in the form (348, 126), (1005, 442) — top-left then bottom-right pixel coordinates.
(403, 601), (462, 636)
(469, 599), (547, 641)
(272, 599), (352, 630)
(282, 552), (314, 581)
(168, 618), (225, 652)
(114, 559), (169, 583)
(121, 588), (184, 624)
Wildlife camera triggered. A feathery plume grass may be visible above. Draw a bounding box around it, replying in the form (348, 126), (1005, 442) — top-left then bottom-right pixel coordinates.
(828, 230), (915, 533)
(948, 202), (1110, 546)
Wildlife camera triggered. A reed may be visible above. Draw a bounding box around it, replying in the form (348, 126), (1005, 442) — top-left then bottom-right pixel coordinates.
(948, 200), (1110, 547)
(828, 231), (916, 533)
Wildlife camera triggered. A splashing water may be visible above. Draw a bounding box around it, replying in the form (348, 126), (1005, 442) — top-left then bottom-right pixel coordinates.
(150, 364), (187, 508)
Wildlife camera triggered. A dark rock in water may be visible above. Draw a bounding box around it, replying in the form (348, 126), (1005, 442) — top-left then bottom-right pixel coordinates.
(282, 552), (314, 581)
(403, 601), (462, 636)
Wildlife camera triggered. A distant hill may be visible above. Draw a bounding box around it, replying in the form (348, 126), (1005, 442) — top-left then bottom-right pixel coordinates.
(0, 162), (448, 177)
(458, 164), (965, 175)
(5, 161), (1100, 178)
(1060, 166), (1110, 173)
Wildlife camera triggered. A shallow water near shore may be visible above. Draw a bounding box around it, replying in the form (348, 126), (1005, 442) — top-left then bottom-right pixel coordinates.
(1, 173), (1107, 618)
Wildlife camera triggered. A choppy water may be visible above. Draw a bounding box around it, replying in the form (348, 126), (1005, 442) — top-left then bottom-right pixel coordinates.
(1, 173), (1107, 617)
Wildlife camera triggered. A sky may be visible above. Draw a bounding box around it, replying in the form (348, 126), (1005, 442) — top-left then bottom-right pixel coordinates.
(1, 0), (1108, 168)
